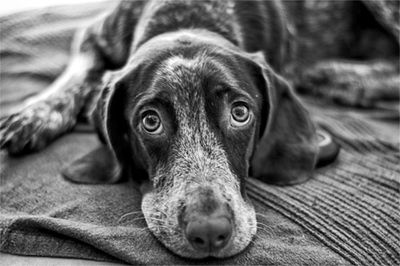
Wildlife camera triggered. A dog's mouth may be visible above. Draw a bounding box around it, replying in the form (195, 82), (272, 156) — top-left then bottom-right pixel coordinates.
(140, 182), (257, 259)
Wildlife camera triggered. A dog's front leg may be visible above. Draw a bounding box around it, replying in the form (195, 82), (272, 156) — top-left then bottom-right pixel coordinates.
(0, 28), (105, 155)
(0, 1), (142, 155)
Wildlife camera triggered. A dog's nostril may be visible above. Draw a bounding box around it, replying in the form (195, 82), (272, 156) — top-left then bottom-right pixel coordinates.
(214, 234), (227, 247)
(217, 234), (225, 241)
(194, 237), (205, 245)
(186, 217), (232, 253)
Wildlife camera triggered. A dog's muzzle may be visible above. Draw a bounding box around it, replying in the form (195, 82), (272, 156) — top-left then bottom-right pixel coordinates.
(181, 187), (233, 253)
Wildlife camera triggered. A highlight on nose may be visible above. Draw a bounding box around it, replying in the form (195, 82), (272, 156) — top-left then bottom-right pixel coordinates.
(185, 216), (232, 253)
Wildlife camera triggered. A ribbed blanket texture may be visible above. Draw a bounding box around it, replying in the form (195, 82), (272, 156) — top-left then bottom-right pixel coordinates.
(0, 1), (399, 265)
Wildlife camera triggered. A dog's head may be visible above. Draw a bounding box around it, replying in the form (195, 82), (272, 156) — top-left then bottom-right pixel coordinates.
(64, 30), (318, 258)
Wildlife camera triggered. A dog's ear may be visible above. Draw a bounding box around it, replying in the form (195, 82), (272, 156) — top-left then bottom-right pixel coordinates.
(61, 146), (122, 184)
(248, 52), (318, 185)
(62, 81), (129, 184)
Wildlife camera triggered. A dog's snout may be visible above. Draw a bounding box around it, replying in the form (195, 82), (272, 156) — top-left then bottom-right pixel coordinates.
(185, 214), (232, 252)
(181, 187), (234, 253)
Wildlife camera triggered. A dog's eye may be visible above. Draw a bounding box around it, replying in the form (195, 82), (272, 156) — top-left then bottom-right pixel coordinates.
(142, 111), (163, 134)
(231, 103), (250, 127)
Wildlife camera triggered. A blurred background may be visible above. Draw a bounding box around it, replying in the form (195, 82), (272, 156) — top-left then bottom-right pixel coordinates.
(0, 0), (102, 15)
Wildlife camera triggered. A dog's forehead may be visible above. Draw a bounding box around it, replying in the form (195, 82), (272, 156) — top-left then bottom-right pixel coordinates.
(153, 52), (252, 104)
(163, 55), (203, 73)
(159, 53), (209, 94)
(156, 54), (215, 126)
(123, 31), (263, 107)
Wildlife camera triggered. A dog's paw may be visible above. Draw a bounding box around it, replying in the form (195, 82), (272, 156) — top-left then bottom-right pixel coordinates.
(0, 103), (71, 155)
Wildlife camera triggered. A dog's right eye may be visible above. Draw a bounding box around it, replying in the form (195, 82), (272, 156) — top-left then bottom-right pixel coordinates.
(230, 102), (251, 127)
(141, 111), (163, 134)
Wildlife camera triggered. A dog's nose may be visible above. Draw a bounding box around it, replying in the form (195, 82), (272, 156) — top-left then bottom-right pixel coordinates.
(186, 216), (232, 252)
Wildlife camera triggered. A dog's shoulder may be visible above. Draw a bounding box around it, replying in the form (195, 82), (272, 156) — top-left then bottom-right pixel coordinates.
(234, 0), (290, 71)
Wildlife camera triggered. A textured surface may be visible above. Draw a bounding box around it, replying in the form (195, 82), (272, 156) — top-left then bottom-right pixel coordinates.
(0, 1), (399, 265)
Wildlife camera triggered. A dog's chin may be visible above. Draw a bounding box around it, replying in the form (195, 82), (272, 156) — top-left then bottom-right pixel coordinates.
(141, 190), (257, 259)
(147, 221), (257, 259)
(151, 229), (256, 259)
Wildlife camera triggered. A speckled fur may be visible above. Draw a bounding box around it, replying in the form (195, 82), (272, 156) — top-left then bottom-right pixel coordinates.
(3, 0), (387, 259)
(137, 53), (256, 258)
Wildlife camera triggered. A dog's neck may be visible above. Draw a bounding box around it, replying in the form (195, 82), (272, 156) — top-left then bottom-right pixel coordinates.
(132, 0), (241, 50)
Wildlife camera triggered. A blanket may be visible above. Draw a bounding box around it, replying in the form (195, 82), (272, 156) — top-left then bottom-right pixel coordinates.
(1, 1), (399, 265)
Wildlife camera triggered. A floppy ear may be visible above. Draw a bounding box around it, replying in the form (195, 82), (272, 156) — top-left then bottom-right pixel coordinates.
(61, 146), (122, 184)
(62, 81), (130, 184)
(249, 52), (318, 185)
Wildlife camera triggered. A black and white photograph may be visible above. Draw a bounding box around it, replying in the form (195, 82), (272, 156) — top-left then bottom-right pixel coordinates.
(0, 0), (399, 265)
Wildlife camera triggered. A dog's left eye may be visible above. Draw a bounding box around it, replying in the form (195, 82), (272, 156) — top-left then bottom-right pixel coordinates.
(142, 111), (163, 134)
(231, 103), (251, 127)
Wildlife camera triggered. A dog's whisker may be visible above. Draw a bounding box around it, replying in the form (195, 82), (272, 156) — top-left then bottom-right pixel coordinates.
(118, 216), (147, 225)
(249, 230), (271, 245)
(256, 225), (269, 230)
(247, 237), (259, 246)
(256, 221), (271, 228)
(148, 225), (171, 229)
(147, 226), (175, 234)
(129, 227), (151, 233)
(156, 209), (168, 217)
(117, 211), (145, 223)
(255, 212), (270, 220)
(147, 217), (166, 223)
(119, 210), (144, 217)
(255, 226), (270, 236)
(256, 225), (269, 231)
(256, 224), (272, 235)
(124, 210), (144, 215)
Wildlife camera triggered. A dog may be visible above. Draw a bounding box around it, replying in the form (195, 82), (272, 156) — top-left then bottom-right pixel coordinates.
(1, 0), (396, 259)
